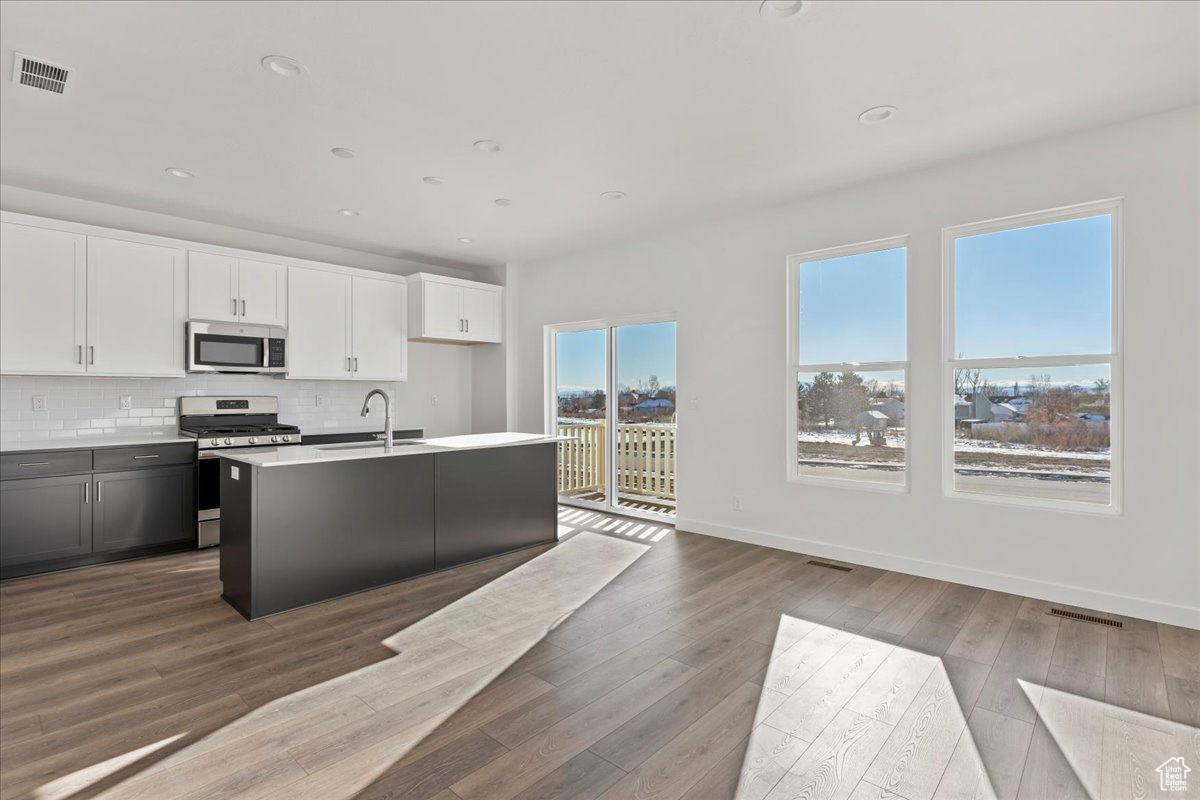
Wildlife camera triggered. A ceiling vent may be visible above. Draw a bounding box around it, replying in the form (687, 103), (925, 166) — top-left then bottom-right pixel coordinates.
(13, 53), (70, 95)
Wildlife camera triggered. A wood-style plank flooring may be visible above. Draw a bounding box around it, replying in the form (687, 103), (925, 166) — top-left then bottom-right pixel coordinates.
(1, 506), (1197, 800)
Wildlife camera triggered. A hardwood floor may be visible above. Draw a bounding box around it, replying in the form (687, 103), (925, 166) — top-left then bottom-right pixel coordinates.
(1, 506), (1196, 800)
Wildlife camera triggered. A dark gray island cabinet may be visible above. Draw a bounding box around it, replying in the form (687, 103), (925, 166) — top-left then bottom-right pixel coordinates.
(219, 435), (558, 620)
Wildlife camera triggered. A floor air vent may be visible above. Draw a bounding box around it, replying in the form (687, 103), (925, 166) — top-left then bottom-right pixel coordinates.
(1047, 608), (1123, 628)
(14, 53), (69, 94)
(807, 559), (852, 572)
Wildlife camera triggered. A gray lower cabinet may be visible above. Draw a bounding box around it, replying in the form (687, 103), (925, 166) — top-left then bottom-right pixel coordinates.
(0, 474), (92, 567)
(0, 443), (197, 579)
(93, 466), (195, 553)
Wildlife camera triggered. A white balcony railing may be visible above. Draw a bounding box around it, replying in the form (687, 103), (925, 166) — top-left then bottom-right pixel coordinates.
(557, 422), (677, 502)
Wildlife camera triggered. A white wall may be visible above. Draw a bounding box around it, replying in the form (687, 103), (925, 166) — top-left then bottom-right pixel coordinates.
(516, 106), (1200, 627)
(0, 186), (479, 441)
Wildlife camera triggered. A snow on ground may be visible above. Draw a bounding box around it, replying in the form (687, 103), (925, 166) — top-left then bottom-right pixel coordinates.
(796, 430), (1111, 462)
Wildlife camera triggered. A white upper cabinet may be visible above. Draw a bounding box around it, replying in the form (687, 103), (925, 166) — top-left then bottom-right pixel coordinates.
(188, 252), (238, 322)
(236, 258), (286, 326)
(407, 272), (502, 343)
(461, 284), (501, 342)
(0, 223), (87, 375)
(287, 266), (352, 380)
(0, 223), (185, 377)
(287, 266), (408, 381)
(351, 275), (407, 382)
(422, 279), (465, 340)
(188, 252), (285, 326)
(86, 237), (187, 376)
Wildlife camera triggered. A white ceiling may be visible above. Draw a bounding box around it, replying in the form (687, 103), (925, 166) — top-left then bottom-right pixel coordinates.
(1, 1), (1196, 270)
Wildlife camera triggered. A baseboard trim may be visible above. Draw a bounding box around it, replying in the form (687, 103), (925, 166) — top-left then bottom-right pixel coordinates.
(674, 516), (1200, 629)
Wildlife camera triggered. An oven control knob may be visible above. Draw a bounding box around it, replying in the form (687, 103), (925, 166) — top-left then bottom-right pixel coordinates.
(248, 437), (258, 445)
(282, 435), (291, 443)
(210, 438), (219, 446)
(224, 438), (233, 446)
(271, 435), (279, 443)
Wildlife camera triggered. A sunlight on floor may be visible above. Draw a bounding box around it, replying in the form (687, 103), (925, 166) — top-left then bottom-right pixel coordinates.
(557, 506), (670, 542)
(1021, 679), (1200, 799)
(32, 734), (186, 800)
(740, 615), (992, 799)
(33, 532), (650, 800)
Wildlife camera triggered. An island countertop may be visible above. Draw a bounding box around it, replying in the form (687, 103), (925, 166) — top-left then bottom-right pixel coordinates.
(219, 431), (567, 468)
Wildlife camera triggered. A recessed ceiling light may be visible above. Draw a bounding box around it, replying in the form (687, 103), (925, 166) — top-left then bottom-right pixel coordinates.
(858, 105), (896, 124)
(457, 237), (475, 244)
(473, 140), (500, 153)
(261, 55), (306, 78)
(338, 208), (359, 217)
(759, 0), (811, 20)
(423, 176), (444, 186)
(600, 191), (626, 200)
(165, 168), (195, 179)
(494, 198), (513, 207)
(330, 147), (355, 159)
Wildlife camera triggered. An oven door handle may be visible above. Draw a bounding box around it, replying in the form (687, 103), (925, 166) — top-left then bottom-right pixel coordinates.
(198, 450), (223, 460)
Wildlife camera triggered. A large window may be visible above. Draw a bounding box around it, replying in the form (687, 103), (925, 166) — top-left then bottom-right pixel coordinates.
(788, 238), (908, 488)
(944, 200), (1120, 510)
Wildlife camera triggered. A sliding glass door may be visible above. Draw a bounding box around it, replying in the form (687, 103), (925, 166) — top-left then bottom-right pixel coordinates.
(554, 327), (608, 505)
(552, 318), (677, 520)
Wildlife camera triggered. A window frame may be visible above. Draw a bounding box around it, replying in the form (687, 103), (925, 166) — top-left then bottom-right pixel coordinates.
(941, 198), (1123, 515)
(786, 235), (911, 493)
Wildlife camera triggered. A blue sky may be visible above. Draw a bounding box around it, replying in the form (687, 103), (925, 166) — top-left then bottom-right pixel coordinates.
(797, 247), (907, 364)
(556, 321), (676, 393)
(797, 214), (1111, 364)
(955, 214), (1111, 358)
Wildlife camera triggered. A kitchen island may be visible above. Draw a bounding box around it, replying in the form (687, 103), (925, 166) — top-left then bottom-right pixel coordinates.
(218, 432), (561, 619)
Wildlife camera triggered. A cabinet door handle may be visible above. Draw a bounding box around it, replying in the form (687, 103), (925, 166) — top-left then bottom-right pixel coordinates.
(465, 319), (469, 334)
(241, 299), (246, 317)
(459, 318), (464, 332)
(346, 357), (352, 372)
(133, 454), (160, 460)
(96, 481), (102, 502)
(76, 344), (83, 364)
(17, 462), (50, 467)
(88, 345), (95, 365)
(84, 482), (89, 504)
(232, 298), (238, 315)
(353, 357), (358, 372)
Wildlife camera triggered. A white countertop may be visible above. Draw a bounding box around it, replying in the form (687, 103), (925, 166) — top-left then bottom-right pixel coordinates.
(221, 432), (566, 467)
(0, 432), (194, 454)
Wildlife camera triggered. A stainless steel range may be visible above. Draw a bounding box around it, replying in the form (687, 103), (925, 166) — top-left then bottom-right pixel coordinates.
(179, 396), (302, 547)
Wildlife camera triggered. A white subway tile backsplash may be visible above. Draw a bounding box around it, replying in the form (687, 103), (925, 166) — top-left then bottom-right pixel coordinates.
(1, 342), (473, 443)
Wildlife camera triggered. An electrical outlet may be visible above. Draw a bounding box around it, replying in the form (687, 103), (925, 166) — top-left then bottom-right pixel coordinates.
(431, 394), (439, 405)
(732, 494), (743, 511)
(31, 395), (47, 412)
(688, 397), (700, 410)
(119, 396), (132, 411)
(314, 394), (324, 407)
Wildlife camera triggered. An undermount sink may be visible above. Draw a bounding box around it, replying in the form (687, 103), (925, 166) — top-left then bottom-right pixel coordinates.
(313, 440), (423, 451)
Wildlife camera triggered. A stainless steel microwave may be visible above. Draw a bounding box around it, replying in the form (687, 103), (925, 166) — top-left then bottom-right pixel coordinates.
(187, 321), (286, 374)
